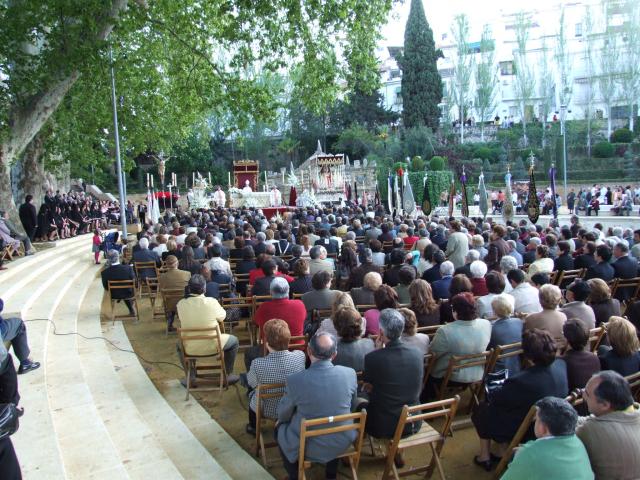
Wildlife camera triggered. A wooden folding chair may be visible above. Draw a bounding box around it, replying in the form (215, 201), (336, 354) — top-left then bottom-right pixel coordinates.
(610, 277), (640, 301)
(160, 288), (185, 334)
(218, 283), (232, 298)
(556, 268), (586, 289)
(355, 236), (366, 244)
(493, 406), (537, 479)
(433, 350), (493, 413)
(416, 325), (441, 342)
(255, 382), (286, 466)
(145, 277), (163, 317)
(134, 261), (159, 298)
(107, 280), (139, 325)
(234, 273), (250, 295)
(288, 335), (308, 353)
(355, 304), (376, 315)
(1, 245), (15, 262)
(486, 342), (523, 373)
(177, 326), (227, 401)
(626, 371), (640, 401)
(382, 396), (460, 480)
(588, 327), (606, 352)
(221, 295), (255, 346)
(292, 293), (304, 300)
(382, 241), (394, 253)
(298, 411), (368, 480)
(312, 308), (332, 324)
(565, 388), (585, 408)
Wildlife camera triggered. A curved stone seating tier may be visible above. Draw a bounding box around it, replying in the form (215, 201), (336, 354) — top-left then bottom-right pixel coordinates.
(1, 235), (270, 479)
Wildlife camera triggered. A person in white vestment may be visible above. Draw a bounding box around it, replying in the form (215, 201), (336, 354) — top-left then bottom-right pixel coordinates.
(242, 180), (253, 193)
(213, 186), (226, 207)
(270, 186), (282, 206)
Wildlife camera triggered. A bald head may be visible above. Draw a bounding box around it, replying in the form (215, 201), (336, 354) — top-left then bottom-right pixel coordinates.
(308, 332), (337, 361)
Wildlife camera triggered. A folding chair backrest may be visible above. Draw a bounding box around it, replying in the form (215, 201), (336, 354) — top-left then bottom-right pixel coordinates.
(108, 280), (136, 299)
(292, 293), (304, 300)
(221, 295), (253, 310)
(558, 268), (586, 288)
(488, 342), (523, 373)
(312, 309), (332, 324)
(298, 411), (367, 480)
(588, 327), (606, 352)
(256, 382), (286, 417)
(288, 335), (308, 352)
(611, 277), (640, 301)
(493, 406), (537, 479)
(416, 325), (441, 341)
(178, 326), (223, 358)
(355, 304), (375, 315)
(392, 396), (460, 442)
(161, 288), (185, 314)
(134, 261), (159, 278)
(438, 350), (493, 401)
(626, 371), (640, 401)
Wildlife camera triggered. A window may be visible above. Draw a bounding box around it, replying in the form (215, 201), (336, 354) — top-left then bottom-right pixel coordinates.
(390, 69), (401, 79)
(575, 22), (583, 37)
(500, 61), (515, 76)
(395, 86), (402, 105)
(438, 68), (454, 78)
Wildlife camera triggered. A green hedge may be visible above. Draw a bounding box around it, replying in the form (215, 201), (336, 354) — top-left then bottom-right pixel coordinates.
(610, 128), (634, 143)
(593, 141), (615, 158)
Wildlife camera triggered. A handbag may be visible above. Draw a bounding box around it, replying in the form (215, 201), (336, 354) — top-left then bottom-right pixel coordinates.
(0, 403), (23, 439)
(484, 369), (509, 404)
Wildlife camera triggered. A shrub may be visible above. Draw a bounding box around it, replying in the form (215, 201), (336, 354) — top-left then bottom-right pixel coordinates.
(474, 146), (493, 161)
(610, 127), (634, 143)
(411, 155), (425, 171)
(614, 144), (628, 157)
(429, 155), (446, 171)
(593, 141), (615, 158)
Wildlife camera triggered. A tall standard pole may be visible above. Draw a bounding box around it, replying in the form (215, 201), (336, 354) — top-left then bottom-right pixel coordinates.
(561, 104), (568, 200)
(109, 46), (128, 240)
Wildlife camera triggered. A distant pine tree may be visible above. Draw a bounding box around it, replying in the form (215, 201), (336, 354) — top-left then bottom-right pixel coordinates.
(397, 0), (443, 130)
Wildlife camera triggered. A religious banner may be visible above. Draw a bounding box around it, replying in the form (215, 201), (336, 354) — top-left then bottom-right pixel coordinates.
(374, 182), (381, 207)
(354, 181), (359, 205)
(549, 163), (558, 219)
(527, 155), (540, 224)
(422, 173), (431, 215)
(460, 166), (470, 218)
(403, 172), (416, 214)
(289, 185), (297, 207)
(448, 178), (456, 218)
(478, 170), (488, 220)
(503, 167), (514, 223)
(387, 173), (394, 213)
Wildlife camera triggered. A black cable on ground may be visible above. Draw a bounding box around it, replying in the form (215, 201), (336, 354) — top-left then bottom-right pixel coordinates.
(23, 318), (184, 370)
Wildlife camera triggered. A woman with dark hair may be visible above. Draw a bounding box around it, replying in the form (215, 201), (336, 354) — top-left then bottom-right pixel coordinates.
(235, 246), (257, 274)
(439, 274), (474, 324)
(229, 236), (245, 259)
(562, 319), (600, 391)
(425, 292), (491, 400)
(409, 279), (440, 327)
(587, 278), (621, 327)
(363, 285), (399, 336)
(471, 329), (568, 471)
(332, 307), (375, 372)
(178, 246), (201, 275)
(394, 266), (416, 304)
(337, 240), (358, 289)
(289, 259), (313, 297)
(35, 204), (58, 241)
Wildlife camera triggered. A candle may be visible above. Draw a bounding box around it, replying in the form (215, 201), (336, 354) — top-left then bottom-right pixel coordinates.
(146, 173), (150, 188)
(228, 171), (231, 187)
(208, 172), (212, 184)
(192, 172), (195, 186)
(282, 170), (285, 184)
(151, 174), (154, 188)
(264, 170), (268, 189)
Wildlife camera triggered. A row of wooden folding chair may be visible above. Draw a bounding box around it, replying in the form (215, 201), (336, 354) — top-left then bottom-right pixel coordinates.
(609, 277), (640, 301)
(553, 268), (586, 288)
(1, 243), (25, 262)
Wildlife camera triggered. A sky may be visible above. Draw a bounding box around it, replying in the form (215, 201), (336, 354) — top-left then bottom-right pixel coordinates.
(379, 0), (575, 48)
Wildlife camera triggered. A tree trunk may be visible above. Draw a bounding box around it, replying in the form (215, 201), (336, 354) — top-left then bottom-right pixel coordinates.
(587, 116), (592, 158)
(14, 131), (47, 207)
(0, 0), (130, 226)
(630, 111), (634, 132)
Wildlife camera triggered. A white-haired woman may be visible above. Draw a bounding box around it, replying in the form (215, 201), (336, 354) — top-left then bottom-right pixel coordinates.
(470, 260), (489, 296)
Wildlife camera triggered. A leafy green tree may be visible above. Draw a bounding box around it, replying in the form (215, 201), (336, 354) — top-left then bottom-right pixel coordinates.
(450, 13), (474, 143)
(474, 25), (498, 142)
(334, 124), (377, 159)
(397, 0), (443, 130)
(513, 11), (536, 146)
(330, 88), (399, 132)
(403, 126), (436, 161)
(537, 38), (555, 148)
(0, 0), (394, 223)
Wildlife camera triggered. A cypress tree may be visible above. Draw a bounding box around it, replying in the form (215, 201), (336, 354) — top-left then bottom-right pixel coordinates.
(398, 0), (443, 130)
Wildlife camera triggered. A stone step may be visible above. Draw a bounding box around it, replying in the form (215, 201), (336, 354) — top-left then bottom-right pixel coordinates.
(102, 322), (241, 479)
(12, 252), (97, 479)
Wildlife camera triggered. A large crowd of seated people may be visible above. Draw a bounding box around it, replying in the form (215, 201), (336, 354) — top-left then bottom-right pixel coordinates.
(94, 203), (640, 479)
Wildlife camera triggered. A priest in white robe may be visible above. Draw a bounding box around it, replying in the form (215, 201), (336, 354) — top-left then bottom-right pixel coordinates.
(213, 186), (226, 207)
(242, 180), (253, 193)
(269, 186), (282, 206)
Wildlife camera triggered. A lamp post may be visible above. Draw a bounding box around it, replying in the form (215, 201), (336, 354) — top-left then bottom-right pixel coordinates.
(109, 46), (127, 240)
(560, 104), (568, 198)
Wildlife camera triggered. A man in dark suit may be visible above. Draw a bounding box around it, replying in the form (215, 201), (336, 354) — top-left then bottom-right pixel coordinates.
(314, 229), (339, 255)
(554, 241), (575, 272)
(101, 250), (136, 315)
(348, 249), (383, 289)
(585, 244), (615, 281)
(252, 259), (279, 296)
(612, 242), (639, 301)
(276, 332), (358, 479)
(383, 249), (406, 287)
(431, 226), (447, 251)
(422, 249), (445, 284)
(363, 309), (423, 441)
(522, 238), (540, 265)
(18, 195), (38, 241)
(432, 261), (454, 300)
(132, 237), (161, 281)
(253, 232), (268, 256)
